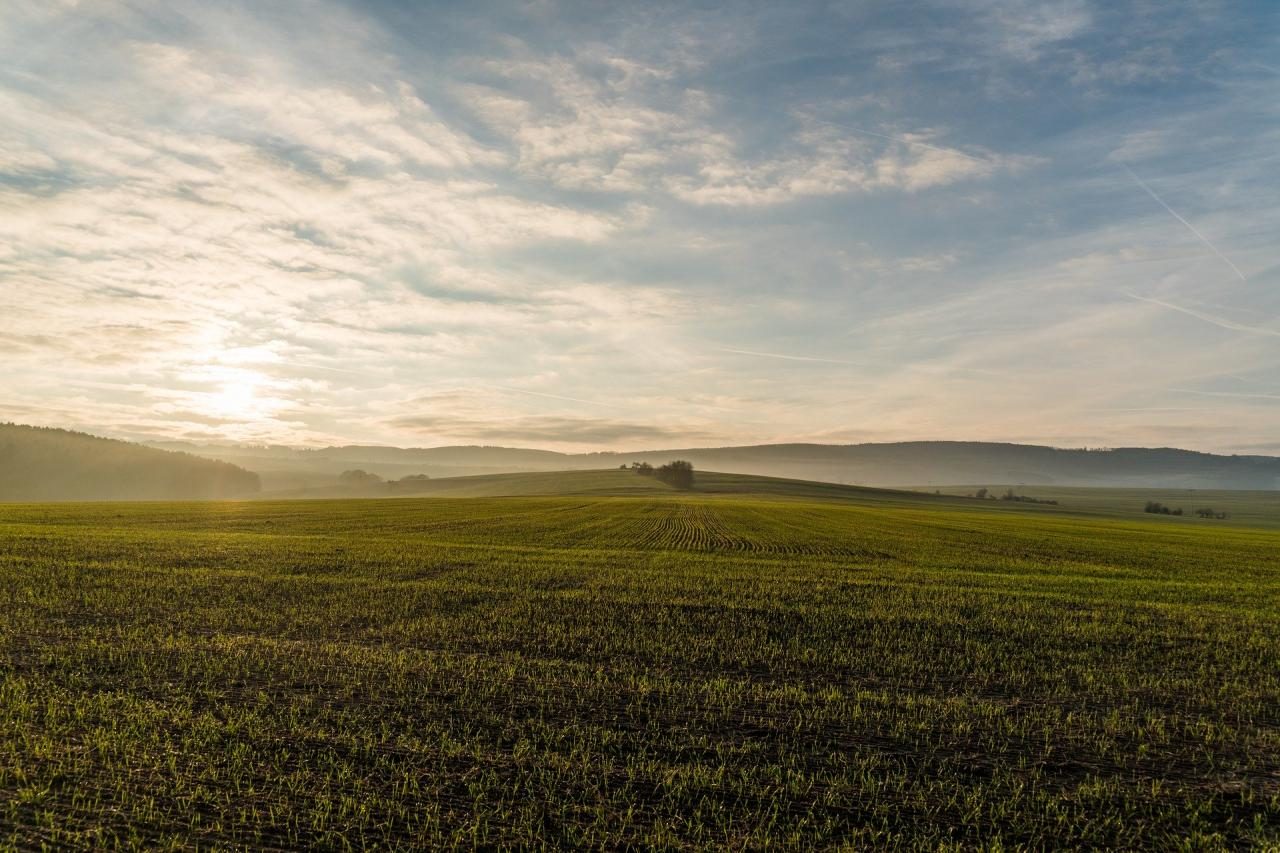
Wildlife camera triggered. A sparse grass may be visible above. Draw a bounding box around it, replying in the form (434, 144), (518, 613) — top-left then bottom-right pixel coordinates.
(1, 488), (1278, 849)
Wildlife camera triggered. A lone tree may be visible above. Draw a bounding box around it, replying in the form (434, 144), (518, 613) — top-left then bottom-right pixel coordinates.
(655, 460), (695, 490)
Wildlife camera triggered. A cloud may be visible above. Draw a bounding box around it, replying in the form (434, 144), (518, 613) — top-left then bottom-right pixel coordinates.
(390, 413), (715, 445)
(661, 131), (1016, 207)
(132, 43), (502, 171)
(0, 5), (668, 447)
(379, 385), (722, 447)
(1107, 130), (1170, 163)
(2, 0), (1278, 453)
(981, 0), (1093, 61)
(461, 45), (1033, 206)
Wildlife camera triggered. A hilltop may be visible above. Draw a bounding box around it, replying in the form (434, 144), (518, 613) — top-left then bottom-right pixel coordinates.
(0, 424), (261, 501)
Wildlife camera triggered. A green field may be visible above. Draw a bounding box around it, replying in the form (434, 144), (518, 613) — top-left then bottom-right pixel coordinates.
(912, 484), (1280, 530)
(2, 472), (1278, 848)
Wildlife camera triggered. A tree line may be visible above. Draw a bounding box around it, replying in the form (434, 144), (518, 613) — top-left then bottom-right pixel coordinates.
(1144, 501), (1228, 519)
(969, 487), (1058, 505)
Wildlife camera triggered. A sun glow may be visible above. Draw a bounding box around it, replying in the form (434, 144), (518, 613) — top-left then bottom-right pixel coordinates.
(211, 378), (261, 420)
(190, 364), (284, 423)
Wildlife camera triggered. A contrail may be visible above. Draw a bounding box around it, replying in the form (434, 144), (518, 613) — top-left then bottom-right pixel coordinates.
(1086, 406), (1209, 413)
(717, 347), (866, 366)
(1170, 389), (1280, 402)
(804, 116), (993, 165)
(275, 360), (367, 376)
(719, 346), (999, 376)
(1123, 165), (1246, 281)
(1125, 291), (1280, 338)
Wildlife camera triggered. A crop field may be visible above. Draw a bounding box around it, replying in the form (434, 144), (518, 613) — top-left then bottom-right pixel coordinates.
(1, 476), (1279, 849)
(913, 485), (1280, 530)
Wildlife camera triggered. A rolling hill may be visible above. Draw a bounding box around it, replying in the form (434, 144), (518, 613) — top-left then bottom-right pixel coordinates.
(0, 424), (261, 501)
(265, 467), (952, 503)
(154, 439), (1280, 491)
(259, 467), (1280, 526)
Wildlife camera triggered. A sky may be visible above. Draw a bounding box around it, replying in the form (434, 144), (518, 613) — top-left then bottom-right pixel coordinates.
(2, 0), (1278, 453)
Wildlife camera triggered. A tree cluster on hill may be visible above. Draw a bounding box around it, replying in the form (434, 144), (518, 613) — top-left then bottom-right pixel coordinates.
(968, 487), (1058, 505)
(998, 489), (1058, 505)
(386, 474), (432, 493)
(0, 423), (260, 501)
(337, 470), (436, 494)
(1144, 501), (1183, 516)
(629, 460), (695, 489)
(657, 460), (695, 489)
(338, 469), (384, 487)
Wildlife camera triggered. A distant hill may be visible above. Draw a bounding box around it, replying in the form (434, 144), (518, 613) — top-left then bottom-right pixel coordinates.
(0, 424), (261, 501)
(156, 439), (1280, 492)
(265, 467), (968, 505)
(596, 443), (1280, 490)
(144, 441), (567, 491)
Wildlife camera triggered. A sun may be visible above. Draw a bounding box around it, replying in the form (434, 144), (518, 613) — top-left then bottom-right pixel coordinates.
(211, 379), (260, 420)
(194, 365), (277, 422)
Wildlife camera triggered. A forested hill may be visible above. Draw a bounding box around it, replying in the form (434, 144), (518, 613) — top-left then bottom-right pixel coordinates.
(0, 424), (261, 501)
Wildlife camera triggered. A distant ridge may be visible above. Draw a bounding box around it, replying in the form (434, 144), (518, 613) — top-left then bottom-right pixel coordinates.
(588, 442), (1280, 490)
(151, 438), (1280, 492)
(0, 424), (261, 501)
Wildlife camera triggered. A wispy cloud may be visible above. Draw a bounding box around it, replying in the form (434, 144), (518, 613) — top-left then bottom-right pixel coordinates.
(384, 387), (716, 446)
(390, 413), (715, 445)
(802, 117), (995, 166)
(483, 385), (620, 409)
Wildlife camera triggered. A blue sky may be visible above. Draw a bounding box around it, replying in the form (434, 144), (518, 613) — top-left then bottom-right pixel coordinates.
(2, 0), (1277, 451)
